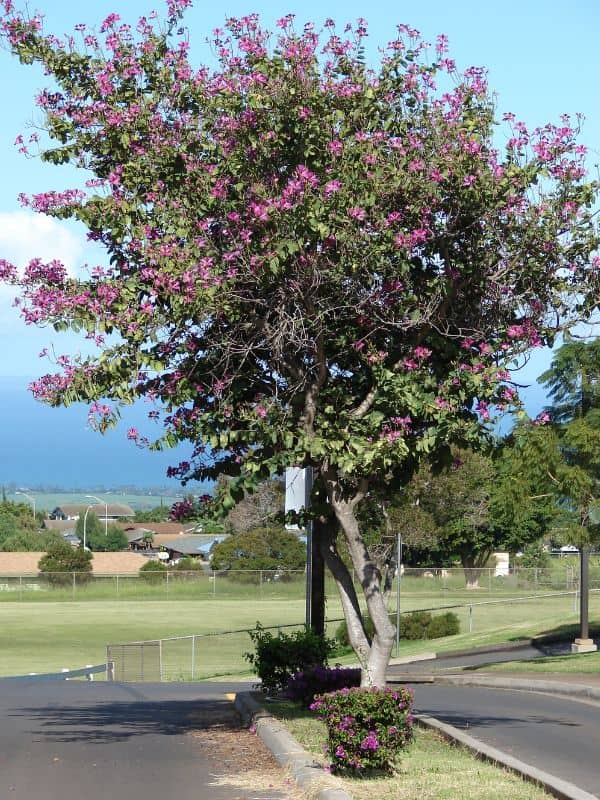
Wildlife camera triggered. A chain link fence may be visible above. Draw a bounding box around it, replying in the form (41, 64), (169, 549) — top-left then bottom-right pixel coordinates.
(105, 588), (600, 682)
(1, 561), (599, 602)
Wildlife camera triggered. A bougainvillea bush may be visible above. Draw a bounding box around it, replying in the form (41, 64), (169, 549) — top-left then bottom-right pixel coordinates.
(0, 1), (598, 686)
(284, 665), (362, 706)
(310, 685), (415, 773)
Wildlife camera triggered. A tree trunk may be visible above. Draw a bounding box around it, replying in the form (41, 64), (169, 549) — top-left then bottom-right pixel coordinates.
(461, 552), (490, 589)
(324, 476), (396, 687)
(318, 521), (371, 670)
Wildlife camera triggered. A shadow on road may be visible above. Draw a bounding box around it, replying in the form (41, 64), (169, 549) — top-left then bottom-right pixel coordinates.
(8, 697), (240, 743)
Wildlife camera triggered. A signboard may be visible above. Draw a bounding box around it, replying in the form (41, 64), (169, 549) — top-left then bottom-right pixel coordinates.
(284, 467), (313, 530)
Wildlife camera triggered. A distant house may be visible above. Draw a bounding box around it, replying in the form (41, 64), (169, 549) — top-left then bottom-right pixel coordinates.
(124, 528), (155, 551)
(49, 503), (135, 522)
(43, 519), (77, 535)
(159, 535), (227, 563)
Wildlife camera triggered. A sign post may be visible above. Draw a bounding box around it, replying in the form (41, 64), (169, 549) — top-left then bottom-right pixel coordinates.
(285, 467), (325, 635)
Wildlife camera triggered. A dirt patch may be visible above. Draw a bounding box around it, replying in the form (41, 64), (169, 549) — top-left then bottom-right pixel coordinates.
(189, 704), (310, 799)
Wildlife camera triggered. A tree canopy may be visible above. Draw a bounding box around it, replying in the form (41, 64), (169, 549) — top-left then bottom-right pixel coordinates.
(516, 340), (600, 549)
(211, 526), (306, 573)
(1, 3), (598, 684)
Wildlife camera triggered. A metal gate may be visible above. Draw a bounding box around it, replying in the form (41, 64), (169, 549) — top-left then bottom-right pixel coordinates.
(106, 641), (161, 681)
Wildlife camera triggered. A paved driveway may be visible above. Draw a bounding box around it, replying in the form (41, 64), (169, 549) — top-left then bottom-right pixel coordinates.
(411, 683), (600, 797)
(0, 679), (296, 800)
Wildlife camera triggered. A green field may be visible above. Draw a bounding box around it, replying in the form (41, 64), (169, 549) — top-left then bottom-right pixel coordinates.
(1, 584), (598, 679)
(6, 491), (180, 512)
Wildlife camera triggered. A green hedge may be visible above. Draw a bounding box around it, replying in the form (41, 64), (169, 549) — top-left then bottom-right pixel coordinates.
(335, 610), (459, 647)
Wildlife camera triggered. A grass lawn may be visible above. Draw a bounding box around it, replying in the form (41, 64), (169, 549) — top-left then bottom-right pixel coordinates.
(266, 700), (552, 800)
(468, 650), (600, 674)
(1, 590), (598, 679)
(0, 599), (312, 677)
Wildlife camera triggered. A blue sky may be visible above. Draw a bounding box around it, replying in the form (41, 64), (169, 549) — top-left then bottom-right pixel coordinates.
(0, 0), (598, 485)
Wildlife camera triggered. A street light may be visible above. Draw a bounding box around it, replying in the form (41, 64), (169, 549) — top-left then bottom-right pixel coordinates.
(82, 504), (93, 550)
(16, 490), (36, 521)
(86, 494), (108, 536)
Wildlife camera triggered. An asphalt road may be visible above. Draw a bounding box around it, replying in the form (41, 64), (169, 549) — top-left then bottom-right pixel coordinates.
(411, 683), (600, 797)
(0, 679), (288, 800)
(394, 640), (575, 674)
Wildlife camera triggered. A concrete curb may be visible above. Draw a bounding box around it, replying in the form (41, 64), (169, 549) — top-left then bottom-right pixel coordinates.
(234, 691), (352, 800)
(432, 673), (600, 701)
(415, 713), (598, 800)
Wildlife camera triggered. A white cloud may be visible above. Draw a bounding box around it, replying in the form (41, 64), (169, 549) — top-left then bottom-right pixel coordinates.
(0, 210), (85, 274)
(0, 211), (100, 375)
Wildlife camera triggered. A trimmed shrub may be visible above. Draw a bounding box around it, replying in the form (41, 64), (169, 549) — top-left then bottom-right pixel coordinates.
(244, 623), (335, 694)
(284, 665), (361, 707)
(427, 611), (460, 638)
(335, 610), (459, 646)
(310, 686), (414, 774)
(139, 559), (167, 584)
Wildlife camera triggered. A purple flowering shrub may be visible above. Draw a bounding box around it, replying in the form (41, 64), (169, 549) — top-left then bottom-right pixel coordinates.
(284, 665), (361, 707)
(310, 686), (414, 773)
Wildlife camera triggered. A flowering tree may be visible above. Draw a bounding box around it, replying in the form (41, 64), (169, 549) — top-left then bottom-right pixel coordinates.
(1, 2), (599, 685)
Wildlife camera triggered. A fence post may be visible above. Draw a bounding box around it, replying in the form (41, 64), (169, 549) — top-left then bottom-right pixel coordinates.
(19, 575), (22, 601)
(116, 575), (120, 598)
(212, 571), (216, 597)
(191, 635), (196, 680)
(159, 639), (164, 682)
(106, 660), (115, 682)
(259, 570), (263, 599)
(468, 605), (473, 632)
(166, 571), (169, 598)
(488, 568), (492, 593)
(72, 572), (76, 601)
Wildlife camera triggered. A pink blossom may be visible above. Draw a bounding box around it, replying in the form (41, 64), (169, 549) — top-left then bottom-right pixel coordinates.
(413, 346), (431, 360)
(324, 179), (341, 196)
(348, 206), (366, 221)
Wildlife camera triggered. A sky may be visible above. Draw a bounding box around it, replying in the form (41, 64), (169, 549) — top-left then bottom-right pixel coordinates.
(0, 0), (598, 487)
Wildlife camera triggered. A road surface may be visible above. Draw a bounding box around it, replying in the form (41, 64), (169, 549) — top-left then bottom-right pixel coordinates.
(411, 683), (600, 797)
(0, 679), (297, 800)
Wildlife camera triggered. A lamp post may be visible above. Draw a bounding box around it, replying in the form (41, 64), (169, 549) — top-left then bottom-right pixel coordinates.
(82, 504), (93, 550)
(16, 490), (36, 521)
(86, 494), (108, 537)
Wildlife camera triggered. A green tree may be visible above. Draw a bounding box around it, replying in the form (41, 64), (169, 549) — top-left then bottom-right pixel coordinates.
(211, 527), (306, 574)
(134, 505), (171, 523)
(38, 540), (93, 583)
(538, 338), (600, 423)
(75, 510), (102, 548)
(369, 446), (553, 587)
(0, 500), (38, 546)
(1, 6), (598, 684)
(1, 529), (62, 551)
(525, 340), (600, 549)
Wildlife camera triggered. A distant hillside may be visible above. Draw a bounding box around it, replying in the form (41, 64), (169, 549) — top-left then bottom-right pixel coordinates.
(0, 376), (210, 491)
(5, 491), (184, 513)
